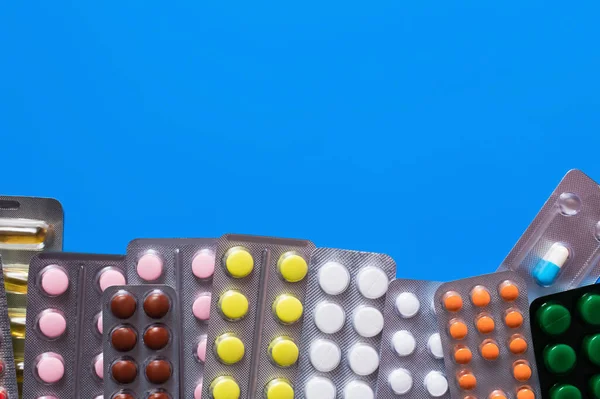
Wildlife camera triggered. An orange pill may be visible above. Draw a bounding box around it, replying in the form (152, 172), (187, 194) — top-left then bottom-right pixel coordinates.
(513, 361), (532, 382)
(449, 319), (468, 340)
(480, 340), (500, 360)
(454, 345), (473, 364)
(489, 390), (508, 399)
(517, 387), (535, 399)
(443, 291), (463, 312)
(471, 285), (491, 307)
(505, 309), (524, 328)
(499, 280), (519, 302)
(457, 370), (477, 390)
(509, 335), (528, 354)
(476, 314), (495, 334)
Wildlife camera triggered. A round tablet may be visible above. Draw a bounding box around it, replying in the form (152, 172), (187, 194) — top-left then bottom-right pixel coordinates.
(305, 376), (336, 399)
(144, 291), (171, 319)
(314, 302), (345, 334)
(476, 314), (495, 334)
(269, 337), (299, 367)
(356, 266), (389, 299)
(218, 291), (248, 320)
(392, 330), (416, 357)
(98, 268), (126, 292)
(40, 266), (69, 296)
(537, 303), (571, 335)
(111, 359), (137, 384)
(480, 340), (500, 361)
(388, 368), (412, 395)
(265, 378), (294, 399)
(505, 309), (524, 328)
(424, 371), (448, 397)
(38, 310), (67, 339)
(453, 345), (472, 364)
(509, 335), (528, 354)
(136, 253), (164, 281)
(215, 333), (245, 365)
(144, 325), (170, 350)
(272, 294), (303, 324)
(544, 344), (576, 374)
(456, 370), (476, 390)
(147, 392), (170, 399)
(194, 382), (203, 399)
(498, 280), (520, 301)
(192, 250), (216, 279)
(449, 319), (468, 340)
(578, 293), (600, 326)
(395, 292), (420, 318)
(96, 312), (103, 334)
(442, 291), (463, 312)
(549, 384), (582, 399)
(223, 247), (254, 278)
(309, 339), (341, 372)
(490, 390), (508, 399)
(353, 306), (384, 338)
(197, 337), (207, 362)
(343, 381), (374, 399)
(111, 326), (137, 352)
(348, 343), (379, 376)
(427, 333), (443, 359)
(318, 261), (350, 295)
(36, 352), (64, 383)
(193, 294), (212, 321)
(517, 387), (536, 399)
(590, 375), (600, 399)
(94, 354), (103, 379)
(111, 292), (137, 319)
(470, 286), (491, 307)
(513, 361), (532, 381)
(146, 359), (172, 384)
(210, 376), (240, 399)
(278, 252), (308, 282)
(584, 334), (600, 365)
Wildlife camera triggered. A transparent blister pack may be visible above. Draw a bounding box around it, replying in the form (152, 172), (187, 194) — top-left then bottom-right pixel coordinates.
(103, 284), (180, 399)
(0, 257), (19, 398)
(202, 234), (315, 399)
(497, 169), (600, 301)
(375, 279), (449, 399)
(434, 271), (540, 399)
(296, 248), (396, 399)
(126, 238), (217, 399)
(22, 253), (126, 399)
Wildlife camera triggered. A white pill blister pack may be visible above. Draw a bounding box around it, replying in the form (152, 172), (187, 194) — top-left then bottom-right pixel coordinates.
(296, 248), (396, 399)
(375, 279), (450, 399)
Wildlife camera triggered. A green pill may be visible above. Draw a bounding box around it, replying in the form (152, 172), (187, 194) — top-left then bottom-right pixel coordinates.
(544, 344), (576, 374)
(537, 302), (571, 335)
(590, 375), (600, 399)
(584, 334), (600, 366)
(578, 293), (600, 326)
(550, 384), (582, 399)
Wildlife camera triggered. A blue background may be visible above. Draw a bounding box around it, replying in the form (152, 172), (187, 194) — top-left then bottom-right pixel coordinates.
(1, 3), (599, 280)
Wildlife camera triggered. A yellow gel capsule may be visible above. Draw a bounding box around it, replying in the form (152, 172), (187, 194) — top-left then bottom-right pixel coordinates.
(272, 294), (303, 324)
(265, 378), (294, 399)
(224, 246), (254, 278)
(219, 290), (249, 320)
(211, 376), (241, 399)
(278, 251), (308, 282)
(269, 337), (299, 367)
(215, 333), (245, 365)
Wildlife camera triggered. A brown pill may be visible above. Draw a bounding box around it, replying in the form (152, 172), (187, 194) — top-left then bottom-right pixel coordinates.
(111, 359), (137, 384)
(111, 292), (137, 319)
(144, 325), (170, 350)
(148, 392), (171, 399)
(112, 394), (135, 399)
(146, 359), (172, 384)
(111, 326), (138, 352)
(144, 291), (171, 318)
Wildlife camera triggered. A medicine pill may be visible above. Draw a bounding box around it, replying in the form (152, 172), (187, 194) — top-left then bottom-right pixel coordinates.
(277, 251), (308, 283)
(353, 306), (384, 338)
(396, 292), (420, 318)
(356, 266), (389, 299)
(532, 243), (570, 286)
(309, 339), (341, 372)
(348, 343), (379, 376)
(424, 371), (449, 397)
(388, 368), (412, 395)
(268, 337), (299, 368)
(272, 294), (303, 324)
(318, 261), (350, 295)
(344, 380), (374, 399)
(223, 246), (254, 278)
(218, 290), (248, 320)
(215, 333), (245, 365)
(304, 376), (336, 399)
(314, 301), (345, 334)
(392, 330), (416, 356)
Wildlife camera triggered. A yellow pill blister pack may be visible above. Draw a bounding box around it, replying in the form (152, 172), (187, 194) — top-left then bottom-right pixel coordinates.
(202, 234), (315, 399)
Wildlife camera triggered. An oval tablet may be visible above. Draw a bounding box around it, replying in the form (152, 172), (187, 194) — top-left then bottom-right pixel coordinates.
(388, 368), (412, 395)
(343, 381), (374, 399)
(395, 292), (420, 318)
(304, 376), (336, 399)
(348, 343), (379, 376)
(318, 261), (350, 295)
(392, 330), (416, 357)
(353, 306), (384, 338)
(356, 266), (389, 299)
(309, 339), (341, 372)
(314, 301), (345, 334)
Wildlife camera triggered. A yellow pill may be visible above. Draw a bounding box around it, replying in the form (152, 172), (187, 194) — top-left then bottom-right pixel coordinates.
(268, 337), (299, 367)
(215, 333), (245, 365)
(224, 246), (254, 278)
(277, 251), (308, 283)
(272, 294), (303, 324)
(219, 290), (249, 320)
(265, 378), (294, 399)
(211, 376), (241, 399)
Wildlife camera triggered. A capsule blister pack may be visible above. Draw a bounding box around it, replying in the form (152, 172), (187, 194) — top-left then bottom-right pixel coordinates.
(375, 279), (449, 399)
(296, 248), (396, 399)
(529, 284), (600, 399)
(0, 257), (19, 399)
(103, 284), (180, 399)
(22, 253), (126, 399)
(126, 238), (217, 398)
(434, 271), (540, 399)
(497, 170), (600, 300)
(202, 234), (315, 399)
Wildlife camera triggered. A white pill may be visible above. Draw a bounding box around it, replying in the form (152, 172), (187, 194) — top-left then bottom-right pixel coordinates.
(314, 301), (346, 334)
(356, 266), (389, 299)
(396, 292), (420, 318)
(305, 376), (336, 399)
(318, 261), (350, 295)
(424, 371), (449, 397)
(343, 381), (374, 399)
(348, 343), (379, 376)
(353, 306), (384, 338)
(427, 333), (444, 359)
(388, 368), (413, 395)
(310, 339), (341, 372)
(392, 330), (416, 357)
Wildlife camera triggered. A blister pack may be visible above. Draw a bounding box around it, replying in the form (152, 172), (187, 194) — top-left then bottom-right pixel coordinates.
(126, 238), (217, 399)
(434, 271), (540, 399)
(375, 279), (449, 399)
(497, 170), (600, 300)
(530, 284), (600, 399)
(22, 252), (126, 399)
(103, 284), (180, 399)
(0, 257), (19, 399)
(202, 234), (315, 399)
(296, 248), (396, 399)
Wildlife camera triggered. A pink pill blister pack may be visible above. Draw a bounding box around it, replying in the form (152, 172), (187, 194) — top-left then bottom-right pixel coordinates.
(23, 253), (127, 399)
(0, 258), (18, 398)
(126, 238), (217, 399)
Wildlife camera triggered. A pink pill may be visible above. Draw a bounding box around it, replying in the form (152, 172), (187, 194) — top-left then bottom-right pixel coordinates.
(197, 338), (207, 362)
(36, 352), (64, 383)
(40, 267), (69, 296)
(94, 354), (103, 379)
(195, 381), (203, 399)
(38, 310), (67, 339)
(192, 295), (211, 321)
(98, 268), (126, 292)
(96, 312), (103, 334)
(136, 253), (164, 281)
(192, 250), (216, 279)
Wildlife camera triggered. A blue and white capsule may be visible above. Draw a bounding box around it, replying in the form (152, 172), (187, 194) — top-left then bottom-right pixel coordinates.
(532, 243), (570, 286)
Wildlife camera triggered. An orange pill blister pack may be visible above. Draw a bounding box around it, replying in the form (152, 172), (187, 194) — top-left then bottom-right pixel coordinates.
(433, 271), (541, 399)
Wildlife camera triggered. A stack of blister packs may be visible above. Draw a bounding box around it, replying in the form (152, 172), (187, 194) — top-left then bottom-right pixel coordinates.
(3, 169), (600, 398)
